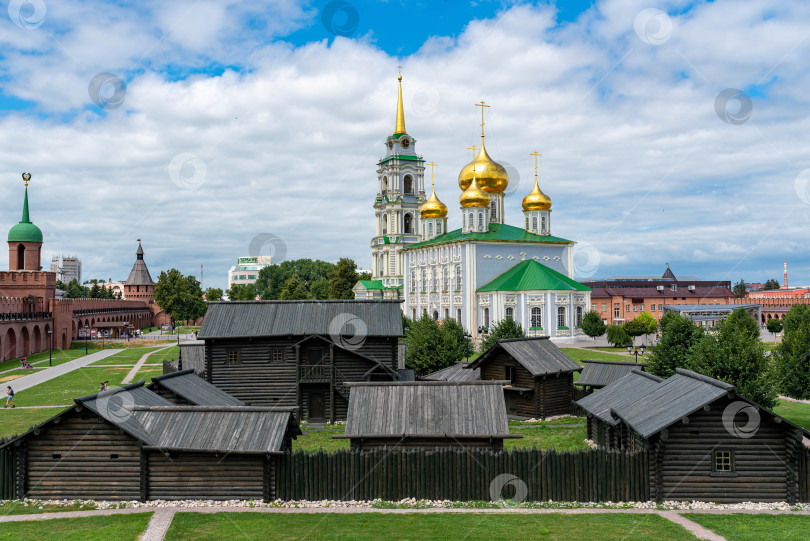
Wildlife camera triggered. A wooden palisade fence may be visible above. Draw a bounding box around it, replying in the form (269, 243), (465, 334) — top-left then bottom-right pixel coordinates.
(277, 447), (650, 503)
(0, 449), (17, 500)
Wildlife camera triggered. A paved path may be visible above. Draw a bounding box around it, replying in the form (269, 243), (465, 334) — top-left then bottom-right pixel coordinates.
(660, 510), (727, 541)
(5, 349), (122, 392)
(122, 345), (174, 384)
(779, 395), (810, 405)
(140, 508), (176, 541)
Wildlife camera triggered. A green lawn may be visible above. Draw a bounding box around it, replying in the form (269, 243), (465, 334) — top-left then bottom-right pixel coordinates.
(0, 349), (90, 373)
(165, 512), (694, 541)
(0, 406), (65, 438)
(773, 400), (810, 430)
(560, 347), (639, 364)
(0, 513), (152, 541)
(90, 346), (164, 365)
(7, 366), (135, 408)
(293, 418), (587, 453)
(684, 513), (810, 541)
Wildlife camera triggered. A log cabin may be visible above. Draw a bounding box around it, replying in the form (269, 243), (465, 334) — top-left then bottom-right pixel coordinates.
(574, 360), (648, 396)
(576, 368), (810, 503)
(197, 300), (403, 422)
(421, 362), (480, 382)
(335, 381), (521, 451)
(468, 337), (581, 418)
(148, 369), (245, 406)
(0, 381), (300, 501)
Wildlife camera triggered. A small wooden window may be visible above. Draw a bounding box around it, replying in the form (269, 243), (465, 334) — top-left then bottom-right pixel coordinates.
(226, 349), (241, 365)
(713, 450), (734, 473)
(52, 453), (61, 460)
(505, 365), (516, 383)
(270, 347), (285, 363)
(109, 453), (119, 460)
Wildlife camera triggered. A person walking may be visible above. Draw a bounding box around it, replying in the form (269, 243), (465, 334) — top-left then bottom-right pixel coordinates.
(5, 386), (15, 408)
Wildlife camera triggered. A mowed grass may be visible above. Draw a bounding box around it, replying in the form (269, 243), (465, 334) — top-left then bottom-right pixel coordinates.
(0, 500), (108, 515)
(0, 513), (152, 541)
(8, 366), (135, 408)
(684, 513), (810, 541)
(0, 349), (90, 373)
(560, 347), (638, 364)
(90, 346), (164, 365)
(293, 423), (349, 452)
(773, 400), (810, 431)
(0, 406), (65, 438)
(164, 512), (695, 541)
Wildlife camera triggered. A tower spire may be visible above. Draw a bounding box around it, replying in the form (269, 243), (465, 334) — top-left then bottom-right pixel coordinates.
(395, 66), (406, 135)
(21, 172), (31, 223)
(475, 100), (490, 148)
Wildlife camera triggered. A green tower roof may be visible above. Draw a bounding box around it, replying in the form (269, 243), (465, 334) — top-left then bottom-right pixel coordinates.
(8, 186), (43, 243)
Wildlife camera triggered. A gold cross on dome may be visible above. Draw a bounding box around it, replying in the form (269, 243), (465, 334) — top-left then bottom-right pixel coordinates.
(427, 161), (438, 187)
(530, 151), (542, 180)
(397, 65), (402, 78)
(475, 101), (490, 138)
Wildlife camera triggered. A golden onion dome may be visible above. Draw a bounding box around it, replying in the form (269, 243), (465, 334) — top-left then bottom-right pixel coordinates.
(458, 142), (509, 194)
(421, 185), (448, 218)
(459, 173), (491, 208)
(522, 177), (552, 211)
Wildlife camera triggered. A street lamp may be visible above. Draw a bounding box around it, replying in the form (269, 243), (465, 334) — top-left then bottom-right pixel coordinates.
(627, 343), (646, 362)
(84, 325), (89, 355)
(464, 332), (472, 362)
(47, 329), (52, 366)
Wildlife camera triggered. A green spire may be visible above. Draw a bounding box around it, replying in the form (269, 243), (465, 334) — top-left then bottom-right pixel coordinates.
(8, 174), (43, 243)
(21, 187), (30, 223)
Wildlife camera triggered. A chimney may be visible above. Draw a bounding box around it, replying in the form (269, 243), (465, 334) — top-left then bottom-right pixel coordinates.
(784, 261), (788, 289)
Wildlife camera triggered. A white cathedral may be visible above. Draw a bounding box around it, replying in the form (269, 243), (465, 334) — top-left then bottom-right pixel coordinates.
(354, 75), (591, 341)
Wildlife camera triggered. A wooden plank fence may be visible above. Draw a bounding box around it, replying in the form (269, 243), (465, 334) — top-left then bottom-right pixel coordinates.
(0, 448), (16, 500)
(278, 447), (650, 503)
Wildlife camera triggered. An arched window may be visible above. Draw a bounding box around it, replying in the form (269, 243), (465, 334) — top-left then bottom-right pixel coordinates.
(576, 306), (583, 327)
(432, 310), (439, 321)
(382, 214), (388, 235)
(462, 213), (466, 230)
(410, 271), (416, 292)
(557, 306), (566, 328)
(378, 254), (384, 276)
(532, 215), (538, 231)
(455, 266), (462, 291)
(442, 267), (449, 291)
(541, 214), (547, 233)
(412, 309), (417, 319)
(420, 269), (426, 292)
(531, 307), (542, 328)
(16, 244), (24, 270)
(382, 176), (388, 195)
(430, 268), (437, 292)
(437, 222), (442, 235)
(404, 175), (414, 194)
(456, 308), (462, 323)
(483, 307), (490, 328)
(427, 222), (433, 237)
(505, 307), (514, 319)
(490, 199), (497, 221)
(525, 215), (529, 229)
(404, 213), (413, 234)
(444, 308), (449, 321)
(478, 212), (484, 230)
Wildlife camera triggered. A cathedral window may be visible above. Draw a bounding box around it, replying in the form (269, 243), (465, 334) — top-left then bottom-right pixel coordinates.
(427, 222), (433, 237)
(420, 269), (426, 293)
(430, 268), (437, 292)
(382, 215), (388, 235)
(437, 222), (442, 235)
(432, 310), (439, 321)
(410, 271), (416, 292)
(541, 214), (547, 233)
(382, 176), (388, 195)
(477, 212), (483, 230)
(404, 213), (414, 234)
(557, 306), (566, 328)
(462, 213), (466, 230)
(490, 199), (497, 221)
(456, 309), (462, 323)
(454, 266), (462, 291)
(404, 175), (414, 194)
(412, 309), (417, 319)
(505, 307), (514, 319)
(483, 307), (490, 328)
(525, 215), (529, 229)
(442, 267), (449, 292)
(531, 307), (542, 328)
(576, 306), (583, 327)
(444, 308), (449, 321)
(532, 215), (538, 231)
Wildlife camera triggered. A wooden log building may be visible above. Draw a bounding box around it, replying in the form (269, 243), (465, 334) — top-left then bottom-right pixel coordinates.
(574, 360), (648, 396)
(335, 381), (521, 451)
(468, 337), (581, 418)
(197, 300), (404, 422)
(148, 369), (245, 406)
(421, 362), (480, 382)
(0, 376), (300, 501)
(576, 368), (810, 503)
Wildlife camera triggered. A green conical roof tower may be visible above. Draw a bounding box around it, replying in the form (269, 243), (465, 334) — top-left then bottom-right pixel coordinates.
(8, 173), (43, 243)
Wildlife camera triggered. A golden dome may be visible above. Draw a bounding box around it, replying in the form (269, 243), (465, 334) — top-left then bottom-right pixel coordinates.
(458, 142), (509, 194)
(522, 177), (552, 211)
(421, 186), (447, 218)
(459, 172), (491, 208)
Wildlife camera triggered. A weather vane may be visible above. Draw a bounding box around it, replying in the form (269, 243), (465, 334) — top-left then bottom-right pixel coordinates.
(22, 172), (31, 187)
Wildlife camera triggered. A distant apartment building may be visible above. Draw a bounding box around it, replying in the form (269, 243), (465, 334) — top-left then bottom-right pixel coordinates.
(228, 256), (273, 287)
(51, 255), (81, 284)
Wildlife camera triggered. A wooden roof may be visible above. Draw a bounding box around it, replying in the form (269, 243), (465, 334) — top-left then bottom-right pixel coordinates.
(575, 360), (648, 388)
(469, 337), (581, 377)
(149, 369), (245, 406)
(422, 362), (480, 382)
(575, 370), (663, 424)
(198, 300), (404, 339)
(337, 381), (520, 440)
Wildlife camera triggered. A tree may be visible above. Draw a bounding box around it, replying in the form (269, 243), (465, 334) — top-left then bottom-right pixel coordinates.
(635, 311), (658, 344)
(404, 314), (469, 375)
(63, 279), (87, 298)
(763, 279), (781, 290)
(647, 312), (703, 378)
(766, 317), (783, 337)
(732, 280), (748, 298)
(328, 258), (359, 299)
(309, 278), (330, 300)
(480, 317), (525, 353)
(606, 324), (631, 347)
(686, 308), (777, 409)
(580, 311), (606, 339)
(358, 271), (372, 280)
(88, 283), (102, 298)
(226, 283), (257, 301)
(773, 305), (810, 399)
(623, 318), (647, 347)
(255, 259), (335, 299)
(205, 287), (223, 301)
(153, 269), (208, 326)
(279, 274), (310, 300)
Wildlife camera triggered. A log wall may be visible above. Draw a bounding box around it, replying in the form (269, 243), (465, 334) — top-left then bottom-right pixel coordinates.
(146, 451), (265, 500)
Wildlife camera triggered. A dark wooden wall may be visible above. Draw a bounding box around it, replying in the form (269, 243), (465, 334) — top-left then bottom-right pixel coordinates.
(479, 351), (536, 417)
(149, 385), (192, 405)
(538, 374), (574, 418)
(146, 452), (264, 500)
(350, 438), (504, 452)
(24, 414), (142, 500)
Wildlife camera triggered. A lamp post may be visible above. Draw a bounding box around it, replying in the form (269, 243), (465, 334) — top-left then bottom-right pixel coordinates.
(84, 325), (89, 355)
(47, 329), (52, 366)
(627, 344), (646, 362)
(464, 332), (472, 362)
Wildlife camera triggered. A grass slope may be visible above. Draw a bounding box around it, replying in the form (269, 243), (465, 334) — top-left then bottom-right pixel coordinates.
(0, 407), (65, 439)
(773, 400), (810, 430)
(0, 513), (152, 541)
(165, 512), (694, 541)
(683, 513), (810, 541)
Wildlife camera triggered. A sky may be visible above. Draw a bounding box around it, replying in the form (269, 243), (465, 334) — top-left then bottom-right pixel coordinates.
(0, 0), (809, 291)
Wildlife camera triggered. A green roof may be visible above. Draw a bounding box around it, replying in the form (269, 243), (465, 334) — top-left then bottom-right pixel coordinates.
(379, 155), (421, 164)
(403, 223), (573, 250)
(477, 260), (591, 293)
(8, 187), (42, 243)
(357, 280), (385, 290)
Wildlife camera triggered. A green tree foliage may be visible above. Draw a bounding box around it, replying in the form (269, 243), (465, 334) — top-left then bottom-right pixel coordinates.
(254, 259), (335, 300)
(647, 312), (703, 378)
(686, 308), (777, 409)
(154, 269), (208, 326)
(404, 314), (470, 375)
(606, 324), (631, 347)
(765, 317), (783, 336)
(358, 271), (372, 280)
(328, 258), (359, 299)
(309, 278), (331, 300)
(763, 279), (781, 290)
(623, 318), (647, 346)
(204, 287), (223, 301)
(773, 305), (810, 399)
(480, 317), (526, 353)
(279, 274), (310, 300)
(634, 311), (658, 343)
(580, 311), (606, 339)
(732, 280), (748, 298)
(63, 279), (88, 298)
(226, 283), (257, 301)
(88, 283), (102, 298)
